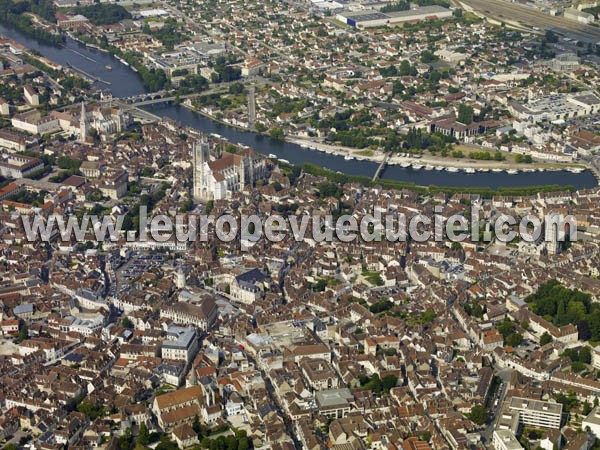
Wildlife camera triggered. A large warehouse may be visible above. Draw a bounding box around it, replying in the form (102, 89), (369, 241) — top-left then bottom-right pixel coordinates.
(336, 5), (452, 28)
(509, 91), (600, 122)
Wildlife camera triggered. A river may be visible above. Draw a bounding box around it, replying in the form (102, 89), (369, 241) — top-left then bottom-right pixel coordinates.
(1, 23), (597, 190)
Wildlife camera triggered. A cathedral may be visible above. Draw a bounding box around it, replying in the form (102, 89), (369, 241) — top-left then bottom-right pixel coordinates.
(79, 101), (129, 142)
(192, 138), (266, 201)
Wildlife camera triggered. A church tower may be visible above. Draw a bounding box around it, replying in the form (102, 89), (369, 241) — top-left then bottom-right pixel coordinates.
(239, 156), (246, 189)
(187, 365), (197, 387)
(192, 138), (210, 201)
(176, 265), (186, 289)
(247, 85), (256, 130)
(79, 101), (88, 142)
(545, 215), (561, 256)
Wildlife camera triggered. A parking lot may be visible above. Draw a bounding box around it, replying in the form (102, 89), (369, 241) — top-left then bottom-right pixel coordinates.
(0, 338), (18, 356)
(115, 252), (167, 291)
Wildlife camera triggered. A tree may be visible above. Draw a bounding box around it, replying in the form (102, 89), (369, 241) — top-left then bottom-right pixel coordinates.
(399, 59), (417, 76)
(381, 1), (409, 12)
(556, 298), (566, 323)
(192, 414), (202, 434)
(506, 333), (523, 347)
(269, 127), (285, 140)
(16, 322), (28, 343)
(392, 80), (405, 96)
(77, 400), (105, 420)
(137, 422), (150, 446)
(361, 373), (385, 393)
(470, 302), (484, 319)
(497, 318), (514, 338)
(420, 50), (438, 64)
(74, 3), (131, 25)
(458, 104), (474, 124)
(579, 320), (592, 341)
(421, 309), (436, 323)
(238, 434), (250, 450)
(555, 392), (578, 412)
(88, 127), (99, 141)
(572, 360), (586, 373)
(540, 332), (553, 346)
(469, 404), (488, 425)
(228, 83), (244, 95)
(226, 436), (237, 450)
(118, 427), (133, 450)
(155, 436), (179, 450)
(180, 198), (194, 213)
(179, 74), (209, 93)
(382, 374), (398, 392)
(580, 346), (592, 364)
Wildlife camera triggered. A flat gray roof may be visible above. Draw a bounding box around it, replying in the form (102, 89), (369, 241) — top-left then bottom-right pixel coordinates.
(163, 325), (197, 350)
(344, 11), (387, 21)
(387, 5), (450, 18)
(316, 388), (353, 408)
(583, 406), (600, 426)
(508, 397), (563, 415)
(493, 430), (523, 450)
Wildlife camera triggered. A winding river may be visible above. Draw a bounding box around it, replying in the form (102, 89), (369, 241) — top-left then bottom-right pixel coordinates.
(2, 24), (597, 190)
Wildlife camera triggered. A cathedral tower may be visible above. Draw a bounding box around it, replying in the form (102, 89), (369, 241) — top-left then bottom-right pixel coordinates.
(192, 138), (210, 201)
(80, 101), (88, 142)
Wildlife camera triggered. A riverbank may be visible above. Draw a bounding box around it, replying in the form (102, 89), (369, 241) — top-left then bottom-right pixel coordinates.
(0, 7), (65, 46)
(1, 15), (597, 190)
(158, 102), (595, 188)
(297, 162), (574, 198)
(169, 92), (591, 193)
(178, 105), (584, 175)
(181, 101), (249, 132)
(51, 25), (593, 178)
(287, 136), (586, 174)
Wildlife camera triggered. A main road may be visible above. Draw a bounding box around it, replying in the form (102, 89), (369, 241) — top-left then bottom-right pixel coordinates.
(459, 0), (600, 44)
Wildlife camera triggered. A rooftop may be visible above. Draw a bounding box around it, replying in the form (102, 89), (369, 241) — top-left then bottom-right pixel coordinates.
(315, 388), (353, 408)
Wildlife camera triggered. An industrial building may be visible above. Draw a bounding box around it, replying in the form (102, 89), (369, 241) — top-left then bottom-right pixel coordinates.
(509, 91), (600, 122)
(564, 7), (595, 25)
(336, 5), (452, 28)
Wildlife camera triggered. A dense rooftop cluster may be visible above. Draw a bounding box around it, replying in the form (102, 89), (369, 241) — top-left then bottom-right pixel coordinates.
(0, 0), (600, 449)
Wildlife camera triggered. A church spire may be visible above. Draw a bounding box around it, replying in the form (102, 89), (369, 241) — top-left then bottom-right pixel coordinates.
(80, 101), (87, 142)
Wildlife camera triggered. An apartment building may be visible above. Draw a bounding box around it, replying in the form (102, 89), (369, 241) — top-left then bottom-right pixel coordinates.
(582, 406), (600, 438)
(492, 430), (523, 450)
(508, 397), (563, 429)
